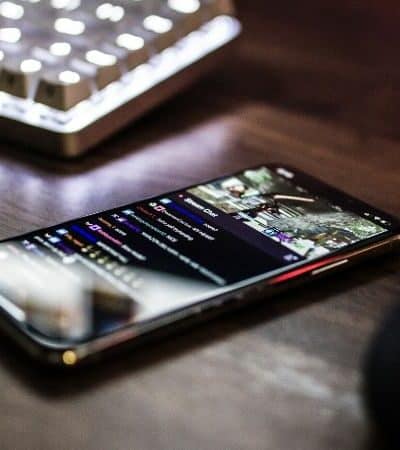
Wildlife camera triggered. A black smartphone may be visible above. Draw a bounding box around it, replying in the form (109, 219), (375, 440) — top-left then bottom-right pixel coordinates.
(0, 164), (399, 366)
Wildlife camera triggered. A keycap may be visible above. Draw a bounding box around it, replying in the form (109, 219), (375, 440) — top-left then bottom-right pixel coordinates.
(141, 13), (177, 51)
(0, 55), (42, 98)
(35, 68), (92, 110)
(114, 32), (149, 70)
(165, 0), (205, 36)
(79, 48), (122, 89)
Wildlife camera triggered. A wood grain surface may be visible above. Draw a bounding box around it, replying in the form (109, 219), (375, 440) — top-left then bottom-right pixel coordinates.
(0, 1), (399, 449)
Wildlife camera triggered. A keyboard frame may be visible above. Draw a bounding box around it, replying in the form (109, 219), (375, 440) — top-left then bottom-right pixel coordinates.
(0, 15), (241, 158)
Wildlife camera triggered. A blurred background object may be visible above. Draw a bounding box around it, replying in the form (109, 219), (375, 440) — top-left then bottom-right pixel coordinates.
(0, 0), (241, 156)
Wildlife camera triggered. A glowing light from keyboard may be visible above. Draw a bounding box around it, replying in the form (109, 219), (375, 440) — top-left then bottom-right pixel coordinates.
(96, 2), (112, 19)
(110, 5), (124, 22)
(96, 3), (124, 22)
(54, 17), (85, 35)
(143, 15), (173, 34)
(168, 0), (200, 14)
(20, 58), (42, 73)
(59, 70), (80, 84)
(116, 33), (144, 51)
(51, 0), (80, 10)
(0, 27), (21, 43)
(0, 14), (242, 134)
(49, 42), (71, 56)
(0, 1), (24, 19)
(86, 50), (117, 66)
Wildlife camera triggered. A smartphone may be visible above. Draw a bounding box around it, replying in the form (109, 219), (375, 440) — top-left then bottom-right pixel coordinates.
(0, 164), (398, 367)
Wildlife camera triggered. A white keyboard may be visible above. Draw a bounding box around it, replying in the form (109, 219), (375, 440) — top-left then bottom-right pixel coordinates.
(0, 0), (241, 156)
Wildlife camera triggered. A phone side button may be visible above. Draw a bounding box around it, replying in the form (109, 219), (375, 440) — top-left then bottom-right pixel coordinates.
(312, 259), (349, 276)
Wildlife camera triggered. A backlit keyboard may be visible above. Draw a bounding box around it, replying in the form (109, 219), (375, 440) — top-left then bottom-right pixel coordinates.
(0, 0), (241, 157)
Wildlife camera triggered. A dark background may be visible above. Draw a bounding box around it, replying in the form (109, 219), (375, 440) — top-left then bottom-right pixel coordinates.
(0, 1), (399, 449)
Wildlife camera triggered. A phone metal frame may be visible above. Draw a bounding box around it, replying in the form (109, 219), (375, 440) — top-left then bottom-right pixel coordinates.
(0, 164), (399, 367)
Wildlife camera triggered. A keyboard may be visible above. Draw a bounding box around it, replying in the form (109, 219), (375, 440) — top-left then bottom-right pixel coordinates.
(0, 0), (241, 157)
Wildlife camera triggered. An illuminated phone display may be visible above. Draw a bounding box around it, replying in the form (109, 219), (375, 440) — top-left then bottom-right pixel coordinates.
(0, 165), (396, 346)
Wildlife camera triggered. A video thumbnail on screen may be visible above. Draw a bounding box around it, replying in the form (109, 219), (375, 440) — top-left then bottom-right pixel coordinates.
(189, 167), (385, 259)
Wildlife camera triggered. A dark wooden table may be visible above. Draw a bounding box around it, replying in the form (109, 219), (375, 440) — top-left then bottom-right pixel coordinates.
(0, 2), (399, 449)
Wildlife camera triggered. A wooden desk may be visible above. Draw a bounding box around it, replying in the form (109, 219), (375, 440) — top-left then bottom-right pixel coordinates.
(0, 2), (399, 449)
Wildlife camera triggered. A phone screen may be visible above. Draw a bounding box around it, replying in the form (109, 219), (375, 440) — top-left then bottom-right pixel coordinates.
(0, 165), (395, 343)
